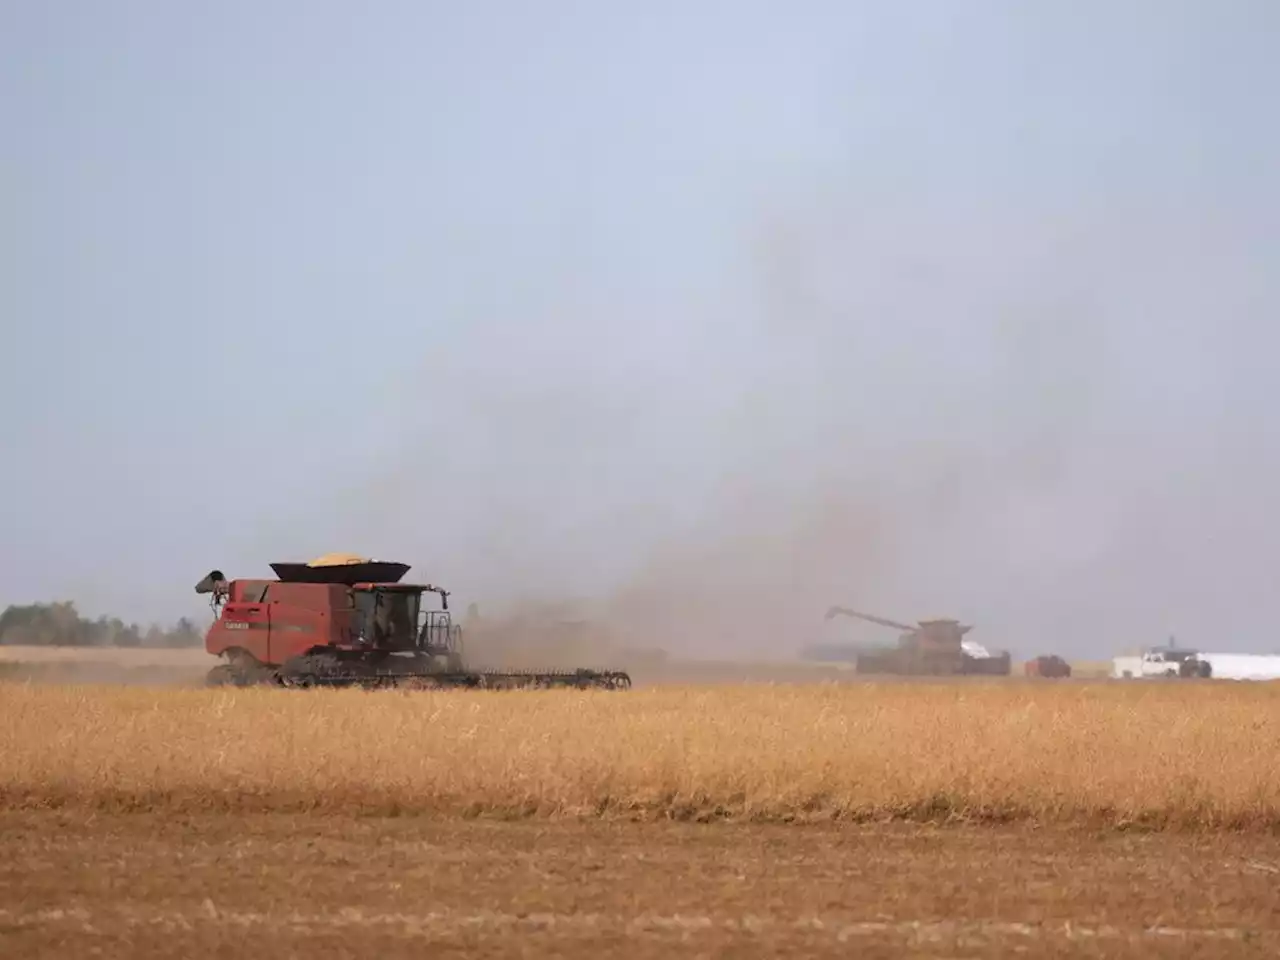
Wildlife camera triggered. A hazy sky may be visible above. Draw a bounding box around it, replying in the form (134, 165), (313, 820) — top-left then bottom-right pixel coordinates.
(3, 1), (1278, 658)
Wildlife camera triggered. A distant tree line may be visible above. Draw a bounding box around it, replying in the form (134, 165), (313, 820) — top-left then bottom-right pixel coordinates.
(0, 601), (203, 648)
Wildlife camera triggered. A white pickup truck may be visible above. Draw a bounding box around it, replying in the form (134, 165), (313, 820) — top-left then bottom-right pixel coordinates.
(1112, 647), (1212, 679)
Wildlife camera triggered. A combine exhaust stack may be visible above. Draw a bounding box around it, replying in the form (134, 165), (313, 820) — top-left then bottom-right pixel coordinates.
(198, 555), (631, 691)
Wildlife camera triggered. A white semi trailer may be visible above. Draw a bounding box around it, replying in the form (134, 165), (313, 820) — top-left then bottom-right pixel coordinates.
(1197, 654), (1280, 681)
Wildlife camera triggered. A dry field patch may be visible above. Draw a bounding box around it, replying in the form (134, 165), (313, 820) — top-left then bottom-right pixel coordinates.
(3, 813), (1278, 958)
(0, 645), (215, 686)
(0, 644), (216, 666)
(1, 680), (1277, 828)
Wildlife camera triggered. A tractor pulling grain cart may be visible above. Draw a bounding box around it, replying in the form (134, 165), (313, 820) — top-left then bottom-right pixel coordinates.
(198, 554), (631, 691)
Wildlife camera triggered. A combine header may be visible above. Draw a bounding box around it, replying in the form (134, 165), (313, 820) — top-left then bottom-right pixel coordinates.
(197, 554), (631, 690)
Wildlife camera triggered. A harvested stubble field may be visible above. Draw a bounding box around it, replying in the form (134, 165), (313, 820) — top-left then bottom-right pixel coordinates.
(4, 680), (1279, 958)
(4, 812), (1279, 959)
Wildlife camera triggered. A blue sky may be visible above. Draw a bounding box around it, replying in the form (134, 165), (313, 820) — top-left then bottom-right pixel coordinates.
(2, 1), (1278, 657)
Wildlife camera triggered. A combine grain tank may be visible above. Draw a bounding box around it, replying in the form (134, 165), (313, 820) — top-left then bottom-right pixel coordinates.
(197, 554), (631, 690)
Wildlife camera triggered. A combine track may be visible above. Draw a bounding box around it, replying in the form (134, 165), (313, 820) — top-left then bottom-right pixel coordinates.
(207, 652), (631, 691)
(278, 667), (633, 691)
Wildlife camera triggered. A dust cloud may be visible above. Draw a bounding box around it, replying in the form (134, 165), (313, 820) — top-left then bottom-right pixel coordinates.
(0, 647), (213, 687)
(297, 190), (1276, 664)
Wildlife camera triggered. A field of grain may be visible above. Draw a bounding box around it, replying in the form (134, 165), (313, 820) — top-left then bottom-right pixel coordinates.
(2, 680), (1278, 828)
(5, 678), (1279, 957)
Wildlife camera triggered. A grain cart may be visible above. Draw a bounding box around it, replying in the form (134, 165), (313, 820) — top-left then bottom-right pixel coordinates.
(1024, 654), (1072, 678)
(821, 606), (1012, 676)
(198, 553), (631, 690)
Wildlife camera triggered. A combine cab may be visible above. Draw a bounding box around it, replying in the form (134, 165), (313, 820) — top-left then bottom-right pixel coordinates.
(197, 554), (631, 690)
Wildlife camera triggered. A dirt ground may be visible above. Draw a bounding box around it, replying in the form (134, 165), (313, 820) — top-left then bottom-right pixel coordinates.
(1, 813), (1277, 958)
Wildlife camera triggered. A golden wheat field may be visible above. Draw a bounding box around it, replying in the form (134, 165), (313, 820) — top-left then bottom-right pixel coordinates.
(2, 680), (1278, 828)
(5, 679), (1280, 957)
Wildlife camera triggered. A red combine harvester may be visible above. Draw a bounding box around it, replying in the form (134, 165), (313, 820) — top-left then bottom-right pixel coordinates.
(196, 554), (631, 690)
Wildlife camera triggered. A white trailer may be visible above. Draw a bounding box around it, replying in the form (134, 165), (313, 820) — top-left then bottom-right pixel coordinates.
(1197, 654), (1280, 681)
